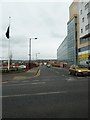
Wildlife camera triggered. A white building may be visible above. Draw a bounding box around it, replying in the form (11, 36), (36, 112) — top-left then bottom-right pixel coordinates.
(78, 0), (90, 65)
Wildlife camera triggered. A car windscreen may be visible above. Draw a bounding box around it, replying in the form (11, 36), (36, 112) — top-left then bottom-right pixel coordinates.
(77, 65), (87, 68)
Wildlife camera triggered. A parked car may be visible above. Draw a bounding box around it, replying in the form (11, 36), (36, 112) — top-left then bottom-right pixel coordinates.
(69, 64), (90, 76)
(16, 65), (26, 70)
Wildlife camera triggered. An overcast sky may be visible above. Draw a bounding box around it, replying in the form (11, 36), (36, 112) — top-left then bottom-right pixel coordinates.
(1, 0), (73, 60)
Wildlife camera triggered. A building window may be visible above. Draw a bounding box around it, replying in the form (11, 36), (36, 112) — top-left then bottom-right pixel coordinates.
(82, 17), (84, 22)
(87, 12), (90, 18)
(78, 45), (90, 52)
(80, 38), (84, 44)
(85, 24), (90, 30)
(85, 2), (89, 10)
(81, 29), (83, 33)
(80, 10), (82, 14)
(80, 37), (90, 44)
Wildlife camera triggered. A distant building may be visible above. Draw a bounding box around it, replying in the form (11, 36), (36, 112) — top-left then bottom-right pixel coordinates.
(57, 36), (68, 62)
(78, 0), (90, 65)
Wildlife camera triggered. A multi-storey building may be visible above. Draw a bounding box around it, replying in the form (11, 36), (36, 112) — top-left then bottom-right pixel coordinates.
(78, 0), (90, 65)
(57, 1), (79, 64)
(57, 36), (68, 62)
(67, 16), (78, 64)
(67, 1), (79, 64)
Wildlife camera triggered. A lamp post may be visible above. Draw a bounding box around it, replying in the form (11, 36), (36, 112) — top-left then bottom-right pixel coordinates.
(29, 38), (37, 69)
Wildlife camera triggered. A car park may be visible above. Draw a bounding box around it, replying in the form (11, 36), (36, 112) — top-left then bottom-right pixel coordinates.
(69, 64), (90, 76)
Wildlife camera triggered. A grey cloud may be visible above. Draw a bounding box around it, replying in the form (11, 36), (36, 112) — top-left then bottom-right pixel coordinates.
(1, 2), (72, 60)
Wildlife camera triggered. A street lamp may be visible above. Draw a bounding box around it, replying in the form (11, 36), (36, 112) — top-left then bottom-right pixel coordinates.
(29, 38), (37, 69)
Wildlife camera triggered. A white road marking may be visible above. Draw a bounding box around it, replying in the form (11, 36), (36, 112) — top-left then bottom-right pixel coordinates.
(66, 77), (89, 82)
(10, 81), (20, 83)
(67, 77), (75, 81)
(1, 91), (67, 98)
(2, 82), (8, 84)
(77, 77), (89, 79)
(33, 80), (39, 82)
(31, 82), (46, 84)
(3, 82), (46, 87)
(22, 81), (29, 83)
(2, 79), (40, 84)
(2, 81), (19, 84)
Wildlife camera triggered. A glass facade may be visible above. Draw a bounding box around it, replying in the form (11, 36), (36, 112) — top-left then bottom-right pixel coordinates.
(57, 36), (68, 61)
(57, 17), (78, 64)
(67, 17), (77, 64)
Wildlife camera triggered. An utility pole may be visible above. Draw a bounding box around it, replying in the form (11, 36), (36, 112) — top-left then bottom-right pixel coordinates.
(29, 38), (37, 69)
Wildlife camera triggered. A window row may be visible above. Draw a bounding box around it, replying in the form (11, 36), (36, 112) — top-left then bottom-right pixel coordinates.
(87, 12), (90, 19)
(81, 12), (90, 23)
(80, 36), (90, 44)
(80, 2), (90, 15)
(78, 45), (90, 52)
(85, 24), (90, 30)
(81, 24), (90, 33)
(85, 2), (89, 10)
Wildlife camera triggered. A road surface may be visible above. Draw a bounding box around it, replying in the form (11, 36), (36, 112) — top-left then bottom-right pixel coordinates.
(2, 65), (88, 118)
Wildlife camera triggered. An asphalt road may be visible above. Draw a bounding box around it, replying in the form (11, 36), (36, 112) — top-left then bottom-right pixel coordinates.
(2, 65), (89, 118)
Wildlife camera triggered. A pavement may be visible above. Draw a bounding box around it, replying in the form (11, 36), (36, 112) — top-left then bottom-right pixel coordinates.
(1, 66), (40, 82)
